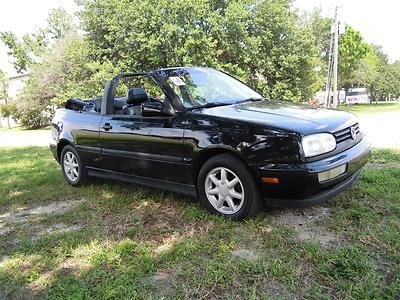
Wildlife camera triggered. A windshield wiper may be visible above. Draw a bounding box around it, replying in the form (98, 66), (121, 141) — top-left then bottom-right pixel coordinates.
(234, 97), (266, 104)
(187, 97), (266, 111)
(187, 102), (232, 111)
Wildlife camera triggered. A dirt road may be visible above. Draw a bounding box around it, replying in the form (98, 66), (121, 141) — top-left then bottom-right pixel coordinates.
(0, 129), (51, 147)
(358, 111), (400, 148)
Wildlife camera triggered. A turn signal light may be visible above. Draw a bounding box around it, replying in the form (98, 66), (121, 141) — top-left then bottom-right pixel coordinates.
(262, 177), (279, 184)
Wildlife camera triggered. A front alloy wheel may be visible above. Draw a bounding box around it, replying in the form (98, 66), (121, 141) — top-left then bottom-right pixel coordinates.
(205, 167), (245, 215)
(198, 154), (261, 220)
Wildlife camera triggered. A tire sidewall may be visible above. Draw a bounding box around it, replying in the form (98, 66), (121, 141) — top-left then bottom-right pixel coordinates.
(61, 145), (86, 186)
(197, 154), (260, 220)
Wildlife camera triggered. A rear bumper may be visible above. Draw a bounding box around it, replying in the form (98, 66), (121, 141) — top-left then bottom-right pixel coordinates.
(49, 142), (59, 163)
(252, 137), (372, 208)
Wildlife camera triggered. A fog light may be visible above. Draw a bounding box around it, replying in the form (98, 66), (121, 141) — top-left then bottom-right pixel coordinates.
(318, 164), (347, 183)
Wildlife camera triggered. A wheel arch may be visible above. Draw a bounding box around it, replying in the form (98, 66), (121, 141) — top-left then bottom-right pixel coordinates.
(57, 139), (74, 161)
(191, 146), (254, 186)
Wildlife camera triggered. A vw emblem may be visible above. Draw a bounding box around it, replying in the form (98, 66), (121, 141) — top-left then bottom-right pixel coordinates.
(350, 126), (357, 140)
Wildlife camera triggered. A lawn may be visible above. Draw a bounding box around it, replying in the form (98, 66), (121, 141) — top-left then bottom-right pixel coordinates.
(340, 102), (400, 115)
(0, 147), (399, 299)
(0, 125), (51, 131)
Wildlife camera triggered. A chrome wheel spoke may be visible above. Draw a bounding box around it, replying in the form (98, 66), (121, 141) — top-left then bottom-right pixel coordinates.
(215, 196), (225, 208)
(220, 168), (227, 183)
(204, 167), (245, 215)
(207, 187), (219, 195)
(226, 196), (236, 211)
(209, 174), (220, 186)
(227, 177), (239, 188)
(64, 151), (79, 182)
(229, 190), (244, 200)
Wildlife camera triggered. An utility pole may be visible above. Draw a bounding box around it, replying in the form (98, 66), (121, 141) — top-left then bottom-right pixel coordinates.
(325, 6), (340, 108)
(325, 27), (334, 108)
(332, 7), (339, 108)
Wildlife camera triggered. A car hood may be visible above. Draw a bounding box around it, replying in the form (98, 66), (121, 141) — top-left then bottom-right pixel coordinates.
(196, 100), (358, 135)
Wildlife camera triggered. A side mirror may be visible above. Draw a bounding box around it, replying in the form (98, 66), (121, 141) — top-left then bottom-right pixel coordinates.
(142, 101), (164, 117)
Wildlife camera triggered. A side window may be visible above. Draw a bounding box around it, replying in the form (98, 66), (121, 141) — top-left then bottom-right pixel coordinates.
(116, 75), (165, 102)
(114, 75), (166, 115)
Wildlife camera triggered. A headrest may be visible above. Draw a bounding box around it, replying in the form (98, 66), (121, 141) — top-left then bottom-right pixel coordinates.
(127, 88), (149, 105)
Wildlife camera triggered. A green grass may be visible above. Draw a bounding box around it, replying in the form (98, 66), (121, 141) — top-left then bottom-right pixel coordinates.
(0, 125), (51, 132)
(340, 102), (400, 115)
(0, 125), (23, 131)
(0, 147), (399, 299)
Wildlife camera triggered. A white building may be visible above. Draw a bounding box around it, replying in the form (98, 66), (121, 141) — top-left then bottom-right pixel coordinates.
(0, 73), (29, 128)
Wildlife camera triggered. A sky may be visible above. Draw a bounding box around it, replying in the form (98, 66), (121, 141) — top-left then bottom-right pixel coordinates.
(0, 0), (77, 76)
(0, 0), (399, 76)
(293, 0), (400, 62)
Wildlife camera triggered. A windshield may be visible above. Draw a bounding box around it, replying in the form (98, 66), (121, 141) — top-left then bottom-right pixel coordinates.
(158, 67), (262, 108)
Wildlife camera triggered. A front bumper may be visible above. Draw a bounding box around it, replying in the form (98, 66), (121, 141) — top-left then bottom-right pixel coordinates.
(252, 137), (372, 208)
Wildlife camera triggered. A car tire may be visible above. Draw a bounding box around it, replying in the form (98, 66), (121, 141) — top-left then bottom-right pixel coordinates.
(197, 153), (261, 220)
(61, 145), (87, 186)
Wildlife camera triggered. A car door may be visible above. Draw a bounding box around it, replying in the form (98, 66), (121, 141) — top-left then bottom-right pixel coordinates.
(98, 74), (188, 184)
(99, 113), (187, 184)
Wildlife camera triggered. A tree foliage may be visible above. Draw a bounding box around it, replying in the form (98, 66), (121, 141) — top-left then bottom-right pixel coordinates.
(12, 33), (116, 128)
(0, 69), (16, 128)
(301, 9), (332, 91)
(0, 8), (74, 73)
(371, 60), (400, 101)
(0, 31), (46, 73)
(47, 8), (75, 39)
(2, 1), (399, 128)
(339, 26), (370, 87)
(0, 69), (7, 101)
(78, 0), (319, 101)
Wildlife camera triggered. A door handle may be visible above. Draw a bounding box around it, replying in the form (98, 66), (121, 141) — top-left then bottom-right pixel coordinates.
(101, 123), (113, 131)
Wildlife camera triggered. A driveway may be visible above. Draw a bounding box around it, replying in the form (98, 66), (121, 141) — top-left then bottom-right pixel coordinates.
(0, 129), (51, 147)
(357, 111), (400, 148)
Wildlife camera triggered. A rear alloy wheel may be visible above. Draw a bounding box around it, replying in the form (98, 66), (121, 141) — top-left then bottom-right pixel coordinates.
(63, 151), (79, 182)
(61, 145), (87, 186)
(198, 154), (261, 220)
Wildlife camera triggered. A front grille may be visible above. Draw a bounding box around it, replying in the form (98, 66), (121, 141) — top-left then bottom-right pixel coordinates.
(333, 123), (360, 143)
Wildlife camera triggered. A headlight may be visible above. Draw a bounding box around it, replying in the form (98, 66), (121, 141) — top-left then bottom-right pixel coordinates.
(302, 133), (336, 157)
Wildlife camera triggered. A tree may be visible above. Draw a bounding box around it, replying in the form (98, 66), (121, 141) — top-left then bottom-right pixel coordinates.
(350, 47), (379, 88)
(78, 0), (319, 101)
(370, 60), (400, 101)
(0, 69), (7, 100)
(11, 32), (116, 128)
(0, 31), (41, 73)
(0, 69), (11, 128)
(47, 8), (76, 39)
(338, 26), (370, 87)
(301, 8), (333, 92)
(0, 8), (74, 73)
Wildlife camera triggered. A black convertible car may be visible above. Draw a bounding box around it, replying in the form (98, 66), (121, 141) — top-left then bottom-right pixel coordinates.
(50, 67), (371, 219)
